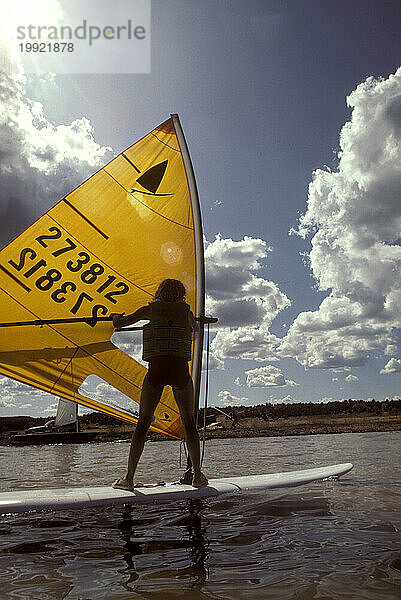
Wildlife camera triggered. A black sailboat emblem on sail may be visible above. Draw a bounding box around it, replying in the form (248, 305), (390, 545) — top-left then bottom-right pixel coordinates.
(130, 160), (172, 196)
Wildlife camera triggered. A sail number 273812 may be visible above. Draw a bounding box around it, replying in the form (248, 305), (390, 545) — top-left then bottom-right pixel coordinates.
(7, 226), (130, 325)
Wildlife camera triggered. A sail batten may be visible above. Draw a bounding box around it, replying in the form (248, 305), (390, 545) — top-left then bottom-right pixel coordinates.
(62, 199), (109, 239)
(0, 116), (202, 440)
(121, 153), (141, 173)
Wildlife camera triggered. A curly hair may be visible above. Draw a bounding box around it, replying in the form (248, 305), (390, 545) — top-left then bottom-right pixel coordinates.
(154, 279), (186, 302)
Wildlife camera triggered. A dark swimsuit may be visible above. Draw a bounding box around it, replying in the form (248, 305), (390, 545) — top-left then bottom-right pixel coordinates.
(147, 356), (190, 390)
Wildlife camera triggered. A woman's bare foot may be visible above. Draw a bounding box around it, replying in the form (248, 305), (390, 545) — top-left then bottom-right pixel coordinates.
(192, 472), (208, 487)
(112, 477), (134, 491)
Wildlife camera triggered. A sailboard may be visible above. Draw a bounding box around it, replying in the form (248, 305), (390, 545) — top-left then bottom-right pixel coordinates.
(0, 114), (204, 440)
(0, 463), (353, 514)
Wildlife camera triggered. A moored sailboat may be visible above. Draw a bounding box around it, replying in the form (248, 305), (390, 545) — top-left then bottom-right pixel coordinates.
(9, 399), (98, 445)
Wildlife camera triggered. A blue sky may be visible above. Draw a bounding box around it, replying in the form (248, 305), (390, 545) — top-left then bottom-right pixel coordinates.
(1, 0), (401, 416)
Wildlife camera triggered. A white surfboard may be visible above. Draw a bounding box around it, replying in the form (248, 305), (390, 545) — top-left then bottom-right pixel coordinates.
(0, 463), (353, 514)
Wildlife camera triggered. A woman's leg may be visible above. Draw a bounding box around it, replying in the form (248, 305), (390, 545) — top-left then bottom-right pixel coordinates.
(118, 375), (163, 487)
(173, 378), (207, 484)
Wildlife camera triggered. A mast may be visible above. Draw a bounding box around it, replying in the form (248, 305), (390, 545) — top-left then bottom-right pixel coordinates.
(170, 114), (205, 415)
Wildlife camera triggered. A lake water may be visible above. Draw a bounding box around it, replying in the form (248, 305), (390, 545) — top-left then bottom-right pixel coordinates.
(0, 431), (400, 600)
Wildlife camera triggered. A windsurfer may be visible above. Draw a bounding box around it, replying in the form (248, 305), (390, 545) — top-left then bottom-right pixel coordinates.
(111, 278), (208, 490)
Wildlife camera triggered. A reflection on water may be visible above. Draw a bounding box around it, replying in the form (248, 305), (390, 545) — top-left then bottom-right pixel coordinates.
(118, 499), (209, 595)
(0, 432), (400, 599)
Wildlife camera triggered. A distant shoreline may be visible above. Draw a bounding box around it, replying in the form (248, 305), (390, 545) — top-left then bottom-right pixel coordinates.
(147, 413), (401, 442)
(1, 412), (400, 445)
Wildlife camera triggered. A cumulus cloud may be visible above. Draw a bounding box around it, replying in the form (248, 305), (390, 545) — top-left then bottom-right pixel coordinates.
(215, 390), (248, 407)
(206, 234), (287, 327)
(345, 374), (359, 382)
(380, 358), (401, 374)
(245, 365), (298, 387)
(207, 235), (290, 361)
(0, 376), (56, 415)
(282, 69), (401, 369)
(385, 344), (398, 355)
(269, 394), (335, 404)
(270, 394), (299, 404)
(0, 69), (113, 247)
(211, 326), (281, 362)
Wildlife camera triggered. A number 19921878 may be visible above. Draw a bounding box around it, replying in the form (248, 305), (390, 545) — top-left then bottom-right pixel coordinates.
(19, 42), (74, 52)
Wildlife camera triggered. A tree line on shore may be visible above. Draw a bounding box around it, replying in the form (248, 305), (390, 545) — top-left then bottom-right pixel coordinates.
(202, 397), (400, 422)
(1, 397), (400, 433)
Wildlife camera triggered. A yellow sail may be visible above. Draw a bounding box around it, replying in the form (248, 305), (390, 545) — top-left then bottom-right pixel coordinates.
(0, 115), (204, 440)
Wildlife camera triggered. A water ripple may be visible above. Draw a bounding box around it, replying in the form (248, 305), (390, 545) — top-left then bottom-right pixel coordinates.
(0, 432), (400, 599)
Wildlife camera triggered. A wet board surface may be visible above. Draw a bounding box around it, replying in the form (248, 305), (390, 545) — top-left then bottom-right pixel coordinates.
(0, 463), (353, 514)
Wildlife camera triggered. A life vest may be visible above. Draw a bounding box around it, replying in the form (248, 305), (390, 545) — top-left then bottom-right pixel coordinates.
(142, 300), (193, 361)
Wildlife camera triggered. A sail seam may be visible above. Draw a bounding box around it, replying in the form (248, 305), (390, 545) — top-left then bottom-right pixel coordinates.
(103, 169), (194, 230)
(150, 131), (180, 151)
(48, 347), (80, 395)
